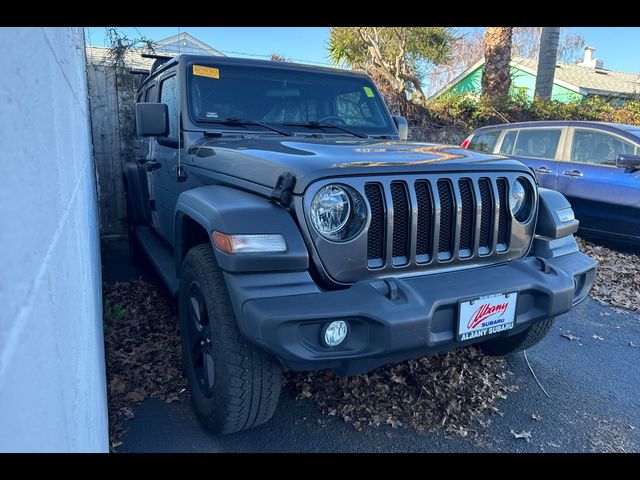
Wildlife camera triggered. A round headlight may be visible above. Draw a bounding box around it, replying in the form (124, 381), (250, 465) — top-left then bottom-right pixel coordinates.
(310, 184), (366, 242)
(510, 178), (532, 222)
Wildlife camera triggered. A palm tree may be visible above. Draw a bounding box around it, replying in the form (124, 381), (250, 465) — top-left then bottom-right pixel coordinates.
(482, 27), (513, 104)
(534, 27), (561, 100)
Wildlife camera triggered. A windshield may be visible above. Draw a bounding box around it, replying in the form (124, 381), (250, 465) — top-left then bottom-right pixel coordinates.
(187, 63), (395, 136)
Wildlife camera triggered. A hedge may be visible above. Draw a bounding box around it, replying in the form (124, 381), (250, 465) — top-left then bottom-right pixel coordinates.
(422, 92), (640, 133)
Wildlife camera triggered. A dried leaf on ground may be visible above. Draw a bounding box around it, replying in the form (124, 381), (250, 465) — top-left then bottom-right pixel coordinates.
(576, 238), (640, 313)
(284, 346), (514, 437)
(561, 334), (580, 342)
(103, 279), (188, 451)
(510, 429), (532, 442)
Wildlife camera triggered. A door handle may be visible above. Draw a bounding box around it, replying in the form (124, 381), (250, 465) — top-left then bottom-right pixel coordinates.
(146, 160), (161, 172)
(563, 170), (583, 178)
(536, 166), (553, 174)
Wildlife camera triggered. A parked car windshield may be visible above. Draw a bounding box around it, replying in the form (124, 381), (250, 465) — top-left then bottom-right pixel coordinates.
(187, 63), (395, 136)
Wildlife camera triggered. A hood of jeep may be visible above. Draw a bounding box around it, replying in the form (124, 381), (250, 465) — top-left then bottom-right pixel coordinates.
(188, 136), (530, 194)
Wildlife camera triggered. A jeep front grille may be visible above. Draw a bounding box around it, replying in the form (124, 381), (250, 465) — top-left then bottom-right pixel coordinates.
(364, 176), (513, 269)
(301, 172), (536, 284)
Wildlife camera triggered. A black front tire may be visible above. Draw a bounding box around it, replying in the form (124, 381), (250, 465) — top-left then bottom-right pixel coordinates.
(479, 318), (555, 356)
(179, 244), (283, 435)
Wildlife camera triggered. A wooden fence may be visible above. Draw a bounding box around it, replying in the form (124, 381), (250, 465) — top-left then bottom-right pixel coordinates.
(87, 64), (146, 236)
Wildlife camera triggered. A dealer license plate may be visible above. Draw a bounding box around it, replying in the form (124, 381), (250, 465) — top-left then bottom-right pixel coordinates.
(457, 292), (517, 342)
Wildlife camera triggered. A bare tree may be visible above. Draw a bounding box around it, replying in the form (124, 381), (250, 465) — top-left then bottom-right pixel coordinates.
(482, 27), (513, 103)
(424, 29), (484, 96)
(534, 27), (561, 100)
(105, 27), (156, 68)
(270, 54), (292, 62)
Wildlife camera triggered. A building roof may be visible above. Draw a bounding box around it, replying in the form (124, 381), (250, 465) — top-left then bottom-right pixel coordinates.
(430, 55), (640, 100)
(85, 45), (156, 71)
(512, 56), (640, 96)
(85, 32), (224, 72)
(154, 32), (224, 56)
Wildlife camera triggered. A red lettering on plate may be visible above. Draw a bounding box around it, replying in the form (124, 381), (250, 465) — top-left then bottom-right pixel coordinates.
(467, 302), (509, 330)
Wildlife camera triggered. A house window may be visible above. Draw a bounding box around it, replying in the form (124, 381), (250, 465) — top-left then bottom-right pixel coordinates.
(513, 129), (562, 159)
(468, 130), (500, 153)
(160, 76), (178, 139)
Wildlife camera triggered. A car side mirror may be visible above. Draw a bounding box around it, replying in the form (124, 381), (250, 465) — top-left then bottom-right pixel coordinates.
(136, 102), (169, 137)
(616, 153), (640, 173)
(393, 116), (408, 141)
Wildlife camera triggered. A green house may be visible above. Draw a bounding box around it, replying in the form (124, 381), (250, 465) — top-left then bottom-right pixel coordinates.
(429, 48), (640, 103)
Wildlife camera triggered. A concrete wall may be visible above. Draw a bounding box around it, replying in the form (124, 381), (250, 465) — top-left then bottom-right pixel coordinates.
(0, 27), (108, 452)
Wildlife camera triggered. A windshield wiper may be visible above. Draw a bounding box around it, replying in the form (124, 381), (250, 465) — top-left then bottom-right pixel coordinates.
(199, 117), (293, 136)
(282, 121), (368, 139)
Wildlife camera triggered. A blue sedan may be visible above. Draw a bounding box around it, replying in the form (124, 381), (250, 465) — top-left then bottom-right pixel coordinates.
(463, 121), (640, 247)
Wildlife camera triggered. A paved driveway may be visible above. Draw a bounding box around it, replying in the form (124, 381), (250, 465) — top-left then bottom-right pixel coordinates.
(102, 240), (640, 452)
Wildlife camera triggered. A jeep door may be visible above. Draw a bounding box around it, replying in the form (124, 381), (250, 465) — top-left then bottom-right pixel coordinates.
(152, 71), (182, 244)
(558, 127), (640, 241)
(135, 81), (158, 230)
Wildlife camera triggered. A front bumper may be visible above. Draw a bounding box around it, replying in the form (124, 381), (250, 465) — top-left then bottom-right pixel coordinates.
(225, 237), (597, 376)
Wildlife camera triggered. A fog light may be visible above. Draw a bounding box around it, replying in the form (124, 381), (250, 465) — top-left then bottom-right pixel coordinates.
(322, 320), (349, 347)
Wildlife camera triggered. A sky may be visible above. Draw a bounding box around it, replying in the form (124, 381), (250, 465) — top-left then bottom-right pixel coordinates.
(85, 26), (640, 73)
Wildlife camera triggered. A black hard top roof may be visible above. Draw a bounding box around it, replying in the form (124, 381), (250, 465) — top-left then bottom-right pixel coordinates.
(138, 54), (369, 91)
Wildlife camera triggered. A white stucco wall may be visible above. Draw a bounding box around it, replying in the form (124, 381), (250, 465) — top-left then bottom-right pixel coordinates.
(0, 27), (108, 452)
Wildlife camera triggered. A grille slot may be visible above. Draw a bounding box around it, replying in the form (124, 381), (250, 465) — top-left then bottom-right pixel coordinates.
(496, 178), (509, 249)
(390, 181), (410, 264)
(364, 183), (385, 267)
(478, 178), (493, 252)
(458, 179), (474, 256)
(437, 180), (455, 259)
(414, 180), (433, 262)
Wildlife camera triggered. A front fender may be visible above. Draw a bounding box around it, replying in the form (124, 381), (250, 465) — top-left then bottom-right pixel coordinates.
(175, 185), (309, 274)
(123, 161), (150, 224)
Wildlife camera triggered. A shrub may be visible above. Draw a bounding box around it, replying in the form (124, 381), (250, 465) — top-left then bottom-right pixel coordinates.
(419, 92), (640, 136)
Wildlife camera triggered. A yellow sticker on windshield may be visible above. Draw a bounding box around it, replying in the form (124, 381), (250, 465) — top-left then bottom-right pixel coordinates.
(363, 86), (375, 98)
(193, 65), (220, 79)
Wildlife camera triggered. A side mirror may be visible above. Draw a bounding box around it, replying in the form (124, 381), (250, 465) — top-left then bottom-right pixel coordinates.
(393, 116), (408, 141)
(136, 103), (169, 137)
(616, 153), (640, 172)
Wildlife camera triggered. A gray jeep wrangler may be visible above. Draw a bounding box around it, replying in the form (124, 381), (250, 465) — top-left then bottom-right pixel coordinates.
(125, 54), (597, 434)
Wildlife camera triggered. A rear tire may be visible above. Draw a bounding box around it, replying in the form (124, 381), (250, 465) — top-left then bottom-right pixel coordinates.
(124, 190), (144, 265)
(179, 244), (282, 435)
(479, 318), (555, 356)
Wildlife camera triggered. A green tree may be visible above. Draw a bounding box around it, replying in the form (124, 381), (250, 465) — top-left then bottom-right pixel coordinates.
(327, 27), (456, 104)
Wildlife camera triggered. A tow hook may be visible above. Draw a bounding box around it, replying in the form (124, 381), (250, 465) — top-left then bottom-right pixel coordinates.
(383, 279), (399, 300)
(536, 257), (552, 274)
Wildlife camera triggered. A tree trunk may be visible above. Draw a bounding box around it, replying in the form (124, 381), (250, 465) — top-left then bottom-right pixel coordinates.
(482, 27), (513, 104)
(534, 27), (561, 100)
